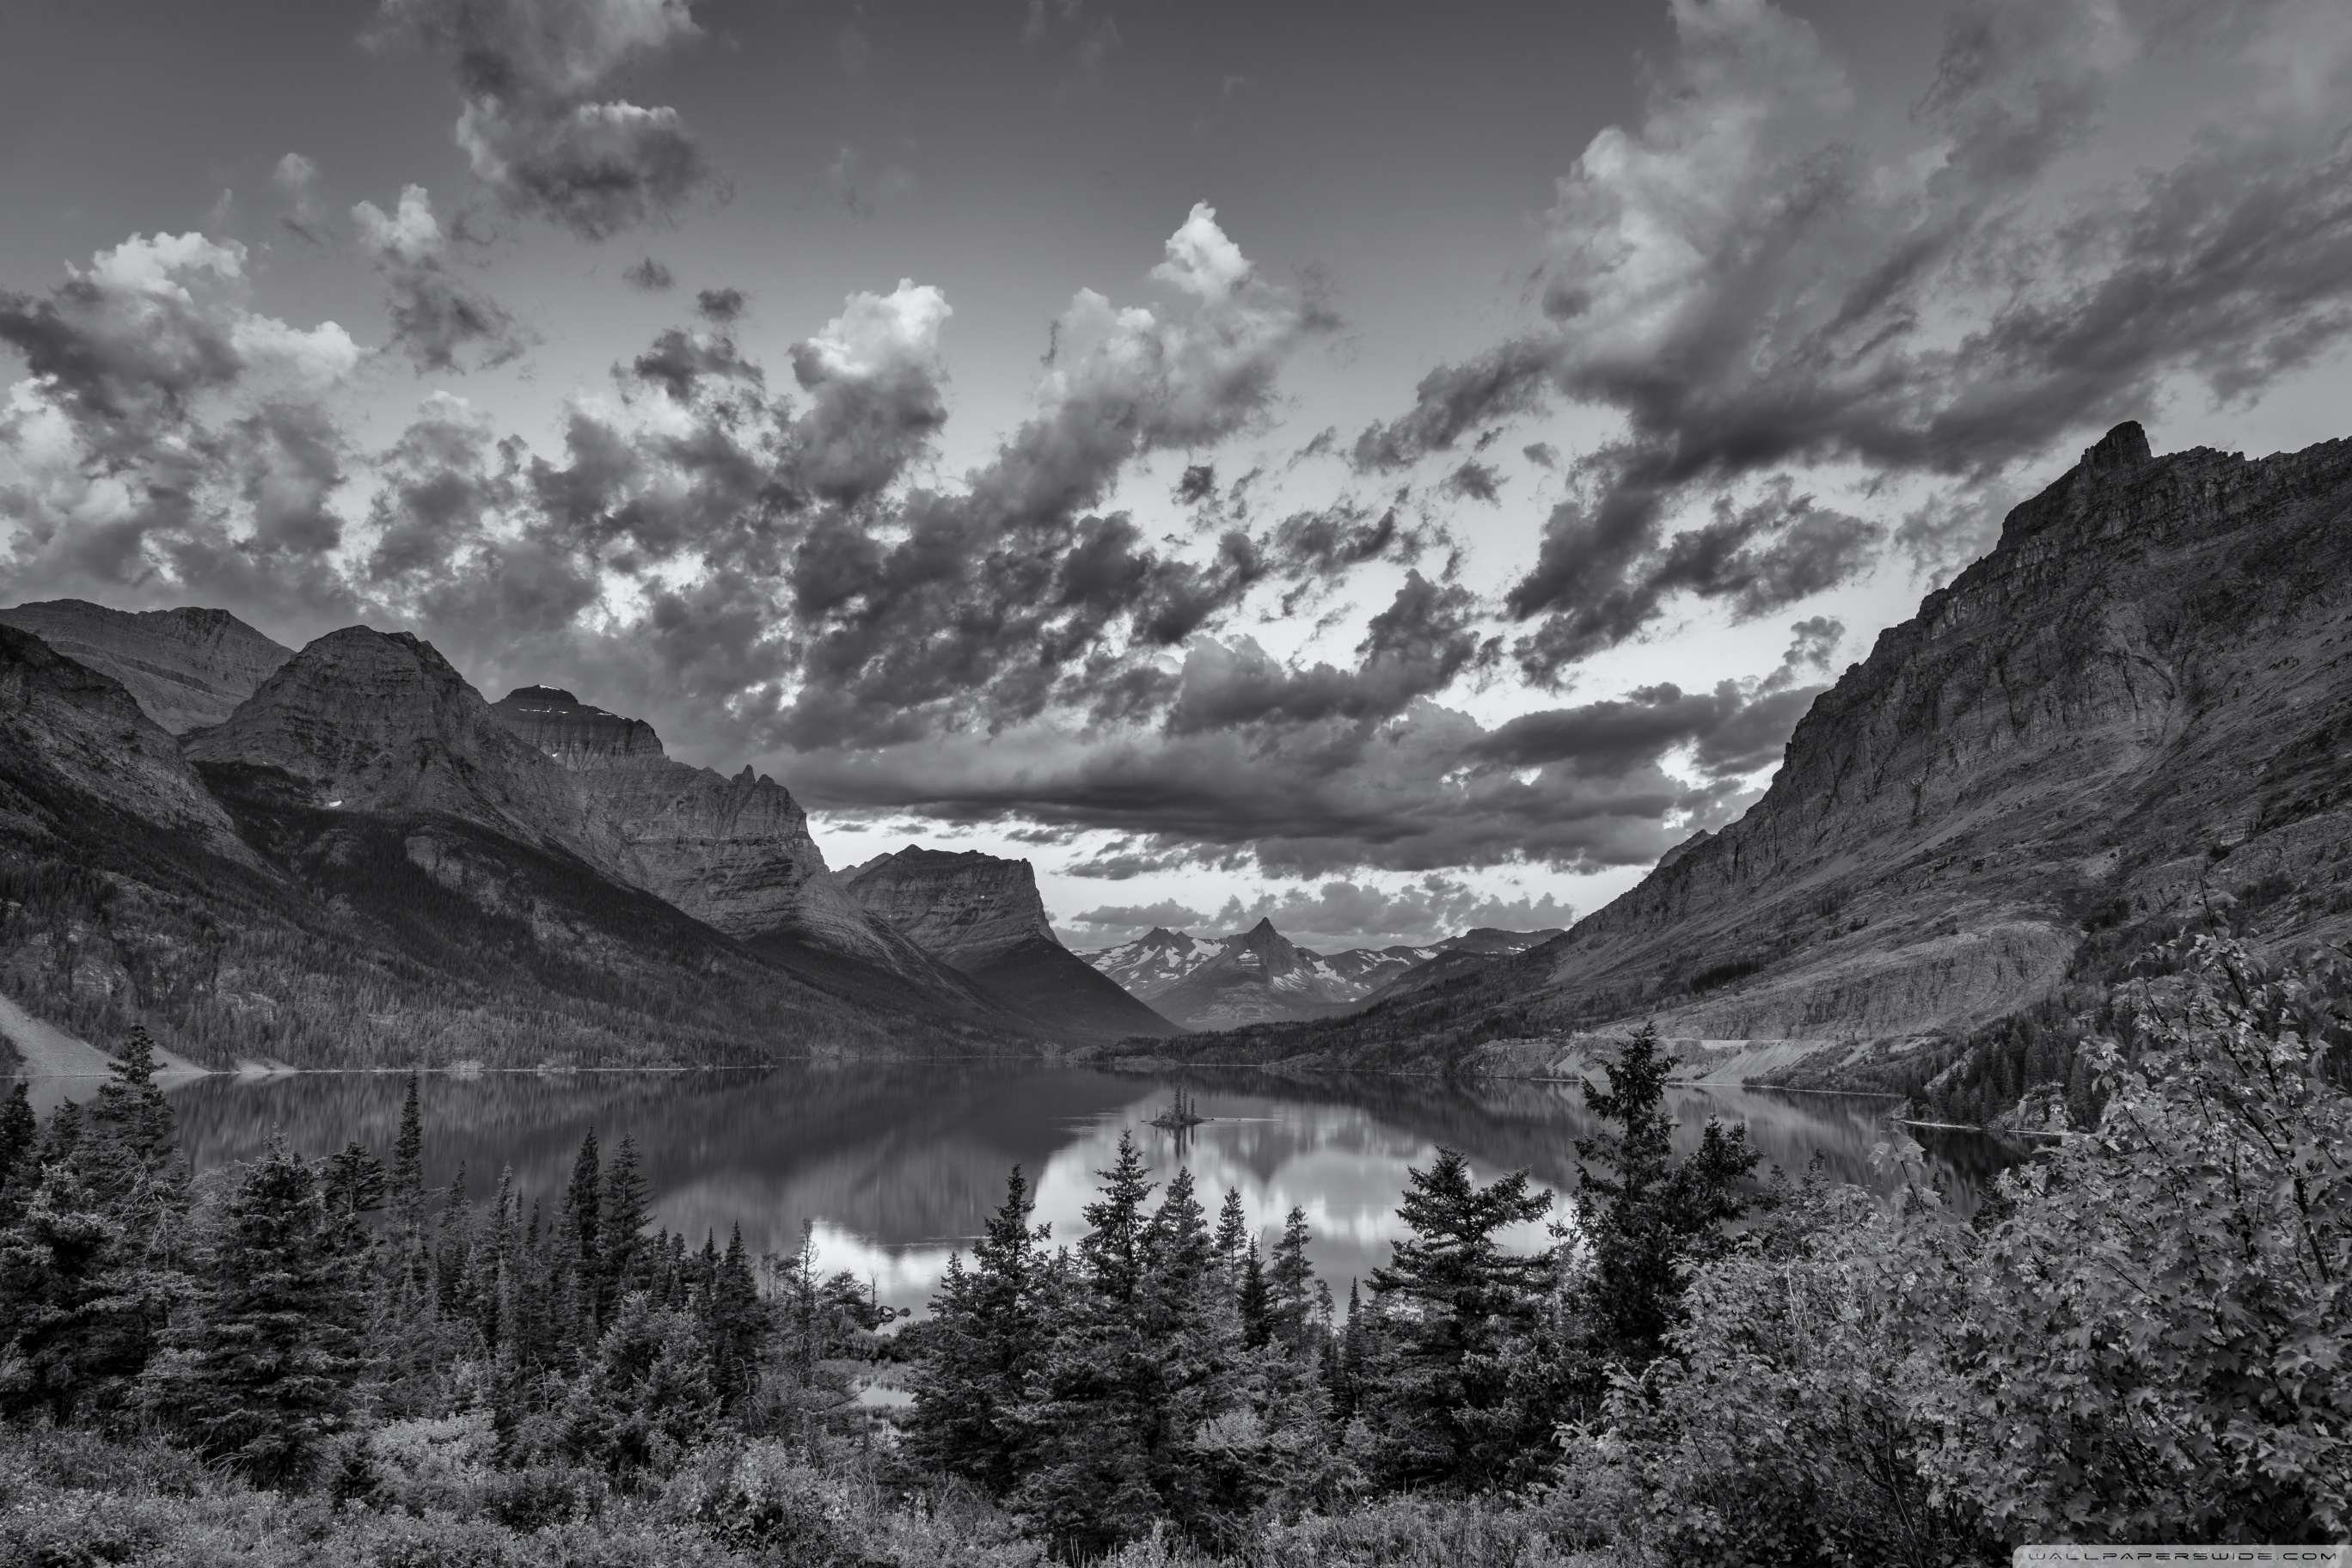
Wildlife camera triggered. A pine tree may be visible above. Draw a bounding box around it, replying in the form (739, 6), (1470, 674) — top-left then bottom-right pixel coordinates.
(389, 1075), (425, 1230)
(1266, 1205), (1319, 1355)
(0, 1165), (140, 1423)
(1212, 1185), (1249, 1279)
(322, 1142), (385, 1256)
(910, 1166), (1051, 1492)
(1237, 1240), (1271, 1349)
(1361, 1147), (1556, 1491)
(144, 1140), (365, 1488)
(1019, 1138), (1165, 1553)
(598, 1135), (649, 1322)
(1076, 1131), (1154, 1305)
(0, 1081), (37, 1202)
(1575, 1021), (1759, 1368)
(705, 1222), (764, 1403)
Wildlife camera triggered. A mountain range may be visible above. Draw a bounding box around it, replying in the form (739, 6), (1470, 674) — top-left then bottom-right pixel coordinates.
(0, 603), (1171, 1065)
(1081, 925), (1561, 1030)
(10, 420), (2349, 1127)
(1106, 423), (2352, 1099)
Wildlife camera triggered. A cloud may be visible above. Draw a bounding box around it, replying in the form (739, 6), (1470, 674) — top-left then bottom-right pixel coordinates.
(0, 232), (364, 627)
(273, 153), (327, 244)
(372, 0), (711, 239)
(622, 257), (674, 291)
(1063, 899), (1210, 934)
(695, 286), (744, 324)
(352, 186), (532, 371)
(1068, 876), (1577, 952)
(788, 280), (950, 504)
(0, 206), (1807, 890)
(1357, 0), (2352, 682)
(1211, 877), (1578, 951)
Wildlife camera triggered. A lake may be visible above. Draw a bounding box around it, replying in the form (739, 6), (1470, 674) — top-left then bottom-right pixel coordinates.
(158, 1063), (2012, 1319)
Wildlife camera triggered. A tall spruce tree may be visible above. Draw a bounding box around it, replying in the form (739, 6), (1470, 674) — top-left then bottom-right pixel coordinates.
(144, 1140), (365, 1487)
(1020, 1135), (1163, 1553)
(910, 1166), (1050, 1493)
(598, 1135), (649, 1321)
(1361, 1148), (1555, 1491)
(0, 1081), (36, 1206)
(1575, 1021), (1759, 1368)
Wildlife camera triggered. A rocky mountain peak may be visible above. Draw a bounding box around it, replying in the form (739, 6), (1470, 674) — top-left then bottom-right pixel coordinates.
(842, 847), (1058, 968)
(491, 684), (665, 768)
(1323, 425), (2352, 1058)
(0, 598), (291, 733)
(184, 625), (625, 873)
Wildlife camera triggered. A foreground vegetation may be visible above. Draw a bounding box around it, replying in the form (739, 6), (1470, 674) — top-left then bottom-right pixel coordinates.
(0, 933), (2343, 1565)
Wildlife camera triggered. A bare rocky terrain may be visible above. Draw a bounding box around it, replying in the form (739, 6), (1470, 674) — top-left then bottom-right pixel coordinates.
(1117, 425), (2352, 1089)
(0, 600), (290, 733)
(843, 847), (1181, 1041)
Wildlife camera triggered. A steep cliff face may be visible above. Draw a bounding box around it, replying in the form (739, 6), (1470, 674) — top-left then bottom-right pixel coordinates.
(0, 624), (250, 862)
(0, 623), (1002, 1066)
(842, 848), (1059, 965)
(1511, 422), (2352, 1045)
(487, 685), (952, 986)
(0, 600), (290, 734)
(844, 847), (1180, 1040)
(186, 628), (630, 879)
(1130, 424), (2352, 1070)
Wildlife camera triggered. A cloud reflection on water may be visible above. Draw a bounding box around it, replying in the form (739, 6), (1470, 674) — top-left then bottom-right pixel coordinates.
(162, 1063), (2010, 1319)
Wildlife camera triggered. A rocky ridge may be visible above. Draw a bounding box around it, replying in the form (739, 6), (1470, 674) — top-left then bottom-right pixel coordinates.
(0, 600), (291, 734)
(1142, 918), (1397, 1030)
(186, 628), (634, 881)
(843, 847), (1180, 1041)
(1142, 424), (2352, 1075)
(0, 624), (252, 865)
(487, 686), (928, 975)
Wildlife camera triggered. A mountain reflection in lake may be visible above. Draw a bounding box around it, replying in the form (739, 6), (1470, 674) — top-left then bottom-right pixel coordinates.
(165, 1064), (2012, 1319)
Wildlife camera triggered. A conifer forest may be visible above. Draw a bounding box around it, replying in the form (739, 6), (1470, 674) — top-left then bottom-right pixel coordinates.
(0, 934), (2343, 1565)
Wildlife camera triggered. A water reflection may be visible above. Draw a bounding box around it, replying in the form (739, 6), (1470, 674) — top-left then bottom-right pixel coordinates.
(161, 1064), (2013, 1318)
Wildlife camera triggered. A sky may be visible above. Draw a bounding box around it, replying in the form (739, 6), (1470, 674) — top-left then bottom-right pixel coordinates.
(4, 0), (2351, 953)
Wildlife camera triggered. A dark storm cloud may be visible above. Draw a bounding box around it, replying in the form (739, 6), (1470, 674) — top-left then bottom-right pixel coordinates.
(353, 187), (532, 372)
(371, 0), (711, 239)
(1442, 460), (1503, 505)
(0, 205), (1820, 884)
(622, 258), (674, 291)
(1166, 574), (1488, 735)
(1472, 676), (1817, 783)
(695, 287), (746, 325)
(1350, 336), (1556, 472)
(1360, 0), (2352, 682)
(1063, 898), (1211, 933)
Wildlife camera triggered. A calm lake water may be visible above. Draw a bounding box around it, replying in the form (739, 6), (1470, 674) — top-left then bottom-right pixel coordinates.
(155, 1063), (2009, 1319)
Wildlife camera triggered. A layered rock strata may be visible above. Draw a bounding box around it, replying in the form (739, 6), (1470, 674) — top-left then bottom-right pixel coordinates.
(844, 847), (1180, 1039)
(487, 685), (912, 969)
(0, 600), (290, 733)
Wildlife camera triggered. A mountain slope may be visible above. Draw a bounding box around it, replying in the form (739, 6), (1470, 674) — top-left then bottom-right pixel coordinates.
(487, 685), (947, 986)
(842, 847), (1181, 1042)
(1360, 928), (1567, 1007)
(1121, 424), (2352, 1072)
(0, 600), (291, 733)
(1, 624), (1017, 1067)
